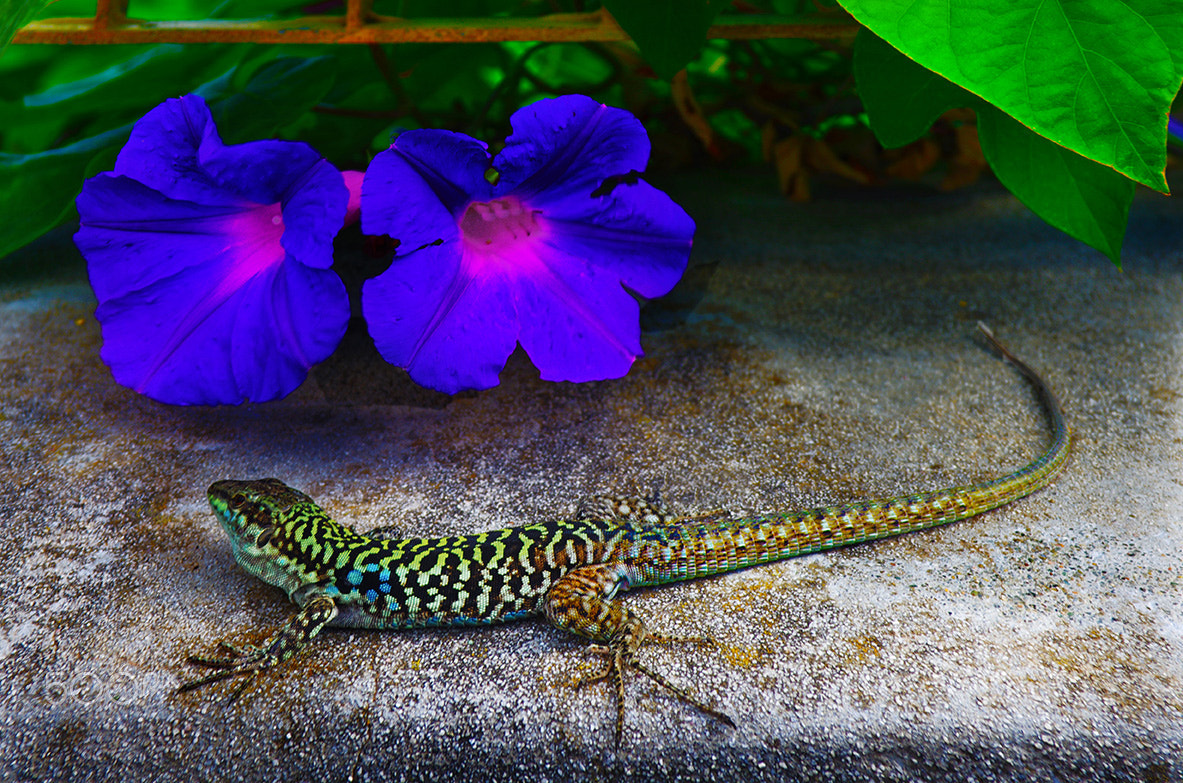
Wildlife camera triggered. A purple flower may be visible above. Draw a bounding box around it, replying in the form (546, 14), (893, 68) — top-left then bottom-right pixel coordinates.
(360, 95), (695, 393)
(75, 94), (353, 405)
(1170, 116), (1183, 148)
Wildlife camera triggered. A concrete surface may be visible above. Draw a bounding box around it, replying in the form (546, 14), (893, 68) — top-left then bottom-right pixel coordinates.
(0, 170), (1181, 782)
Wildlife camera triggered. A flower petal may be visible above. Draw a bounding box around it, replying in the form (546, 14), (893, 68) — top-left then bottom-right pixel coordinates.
(113, 94), (241, 207)
(509, 239), (643, 383)
(361, 130), (492, 249)
(171, 135), (346, 270)
(495, 95), (651, 205)
(535, 178), (695, 299)
(358, 95), (695, 392)
(229, 260), (349, 402)
(112, 93), (348, 271)
(361, 240), (518, 393)
(76, 174), (348, 404)
(97, 261), (347, 405)
(77, 174), (257, 303)
(272, 153), (347, 271)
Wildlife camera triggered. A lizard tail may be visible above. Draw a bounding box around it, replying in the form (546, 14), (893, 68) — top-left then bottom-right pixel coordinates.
(626, 324), (1071, 586)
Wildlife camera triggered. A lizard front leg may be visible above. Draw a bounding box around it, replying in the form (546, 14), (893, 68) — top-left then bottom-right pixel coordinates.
(178, 594), (338, 699)
(544, 564), (733, 746)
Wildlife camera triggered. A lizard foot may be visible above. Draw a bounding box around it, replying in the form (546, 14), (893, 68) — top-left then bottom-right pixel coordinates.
(179, 641), (268, 701)
(177, 595), (338, 701)
(577, 635), (734, 747)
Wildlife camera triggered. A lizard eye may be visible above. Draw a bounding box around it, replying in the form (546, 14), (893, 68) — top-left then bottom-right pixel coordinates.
(229, 493), (249, 510)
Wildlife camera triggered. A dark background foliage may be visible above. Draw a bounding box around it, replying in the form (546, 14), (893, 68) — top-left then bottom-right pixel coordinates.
(2, 0), (1181, 264)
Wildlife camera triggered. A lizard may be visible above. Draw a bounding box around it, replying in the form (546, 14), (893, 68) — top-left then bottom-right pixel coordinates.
(179, 324), (1070, 745)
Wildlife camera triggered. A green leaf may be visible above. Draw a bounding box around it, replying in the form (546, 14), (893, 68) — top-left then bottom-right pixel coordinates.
(30, 45), (234, 113)
(396, 43), (505, 120)
(978, 103), (1133, 265)
(854, 29), (965, 149)
(856, 29), (1133, 265)
(3, 45), (245, 153)
(0, 126), (126, 260)
(0, 0), (49, 54)
(603, 0), (726, 79)
(22, 46), (190, 110)
(839, 0), (1183, 193)
(199, 54), (337, 144)
(522, 43), (616, 93)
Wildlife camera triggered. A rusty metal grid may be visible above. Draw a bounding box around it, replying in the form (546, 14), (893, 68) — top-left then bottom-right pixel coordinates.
(12, 0), (860, 45)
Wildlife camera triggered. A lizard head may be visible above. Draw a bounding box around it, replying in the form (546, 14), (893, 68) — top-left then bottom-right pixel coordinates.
(207, 478), (321, 595)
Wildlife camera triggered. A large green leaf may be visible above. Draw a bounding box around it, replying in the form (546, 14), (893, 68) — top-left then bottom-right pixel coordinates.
(602, 0), (726, 79)
(839, 0), (1183, 193)
(855, 30), (1133, 264)
(0, 127), (126, 261)
(4, 45), (245, 150)
(0, 0), (48, 54)
(977, 104), (1133, 264)
(200, 54), (338, 144)
(854, 33), (964, 149)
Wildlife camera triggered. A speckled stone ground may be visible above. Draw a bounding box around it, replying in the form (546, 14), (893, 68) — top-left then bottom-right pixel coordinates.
(1, 170), (1181, 783)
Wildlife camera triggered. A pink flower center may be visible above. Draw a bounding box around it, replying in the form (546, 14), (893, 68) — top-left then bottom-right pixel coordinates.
(212, 202), (286, 297)
(459, 197), (542, 253)
(226, 201), (286, 276)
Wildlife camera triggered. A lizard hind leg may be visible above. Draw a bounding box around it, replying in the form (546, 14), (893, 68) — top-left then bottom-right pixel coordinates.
(575, 494), (678, 525)
(575, 492), (729, 527)
(544, 564), (734, 746)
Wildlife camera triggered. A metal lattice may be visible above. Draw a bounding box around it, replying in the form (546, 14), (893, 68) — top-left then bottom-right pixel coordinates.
(13, 1), (858, 45)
